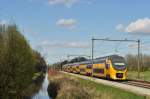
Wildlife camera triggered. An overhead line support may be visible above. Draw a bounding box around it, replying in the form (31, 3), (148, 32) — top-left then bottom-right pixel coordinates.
(91, 37), (141, 78)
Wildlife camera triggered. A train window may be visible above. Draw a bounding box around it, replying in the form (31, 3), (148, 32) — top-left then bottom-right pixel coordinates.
(99, 69), (104, 74)
(93, 68), (104, 74)
(113, 63), (126, 70)
(87, 65), (92, 69)
(80, 69), (85, 72)
(93, 59), (105, 64)
(114, 63), (125, 66)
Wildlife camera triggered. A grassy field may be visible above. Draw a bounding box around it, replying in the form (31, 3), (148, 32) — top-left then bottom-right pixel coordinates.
(48, 70), (149, 99)
(127, 71), (150, 81)
(77, 76), (149, 99)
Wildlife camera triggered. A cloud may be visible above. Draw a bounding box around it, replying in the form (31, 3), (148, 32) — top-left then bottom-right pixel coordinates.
(64, 42), (90, 48)
(126, 18), (150, 34)
(116, 18), (150, 34)
(0, 20), (8, 25)
(128, 43), (139, 48)
(116, 24), (125, 32)
(36, 41), (89, 64)
(56, 18), (77, 29)
(39, 41), (90, 49)
(128, 43), (150, 50)
(128, 43), (146, 49)
(48, 0), (79, 8)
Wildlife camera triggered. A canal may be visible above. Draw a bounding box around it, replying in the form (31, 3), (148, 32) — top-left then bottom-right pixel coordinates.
(32, 74), (50, 99)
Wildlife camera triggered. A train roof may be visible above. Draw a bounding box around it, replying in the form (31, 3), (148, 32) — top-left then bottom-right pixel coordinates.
(64, 60), (92, 66)
(64, 55), (124, 66)
(95, 55), (125, 63)
(96, 55), (124, 60)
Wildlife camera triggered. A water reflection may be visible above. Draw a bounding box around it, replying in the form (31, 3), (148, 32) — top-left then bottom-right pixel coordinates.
(32, 74), (50, 99)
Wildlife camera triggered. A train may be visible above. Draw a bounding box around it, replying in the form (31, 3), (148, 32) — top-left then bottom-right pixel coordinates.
(63, 55), (127, 80)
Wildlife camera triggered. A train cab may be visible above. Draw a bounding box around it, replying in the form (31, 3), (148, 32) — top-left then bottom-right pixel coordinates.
(108, 55), (127, 80)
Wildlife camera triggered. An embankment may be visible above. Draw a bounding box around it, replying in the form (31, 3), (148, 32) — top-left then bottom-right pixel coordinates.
(47, 70), (147, 99)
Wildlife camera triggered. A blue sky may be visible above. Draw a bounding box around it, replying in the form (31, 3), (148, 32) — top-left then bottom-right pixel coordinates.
(1, 0), (150, 64)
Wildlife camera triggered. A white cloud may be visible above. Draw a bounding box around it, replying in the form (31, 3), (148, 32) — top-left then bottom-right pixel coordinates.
(128, 43), (145, 49)
(128, 43), (150, 50)
(142, 46), (150, 50)
(36, 40), (90, 64)
(49, 0), (79, 8)
(128, 43), (139, 48)
(0, 20), (8, 25)
(116, 18), (150, 34)
(39, 41), (90, 49)
(64, 42), (90, 48)
(126, 18), (150, 34)
(116, 24), (125, 32)
(56, 18), (77, 29)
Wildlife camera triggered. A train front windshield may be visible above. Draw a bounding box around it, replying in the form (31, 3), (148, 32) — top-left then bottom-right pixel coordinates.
(111, 56), (127, 71)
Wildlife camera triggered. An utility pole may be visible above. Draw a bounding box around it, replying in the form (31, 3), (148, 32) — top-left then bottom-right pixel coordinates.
(91, 38), (141, 78)
(137, 39), (140, 79)
(91, 37), (94, 77)
(92, 37), (94, 63)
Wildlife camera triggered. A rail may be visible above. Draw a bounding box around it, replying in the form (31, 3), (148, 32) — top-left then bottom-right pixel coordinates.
(121, 79), (150, 89)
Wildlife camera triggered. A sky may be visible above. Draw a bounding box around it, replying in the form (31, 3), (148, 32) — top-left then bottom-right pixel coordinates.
(1, 0), (150, 64)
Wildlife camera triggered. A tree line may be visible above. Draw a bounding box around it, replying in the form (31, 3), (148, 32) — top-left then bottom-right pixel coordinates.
(49, 57), (88, 70)
(126, 54), (150, 71)
(0, 24), (47, 98)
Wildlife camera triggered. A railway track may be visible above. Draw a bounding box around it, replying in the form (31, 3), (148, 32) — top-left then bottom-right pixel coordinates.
(121, 79), (150, 89)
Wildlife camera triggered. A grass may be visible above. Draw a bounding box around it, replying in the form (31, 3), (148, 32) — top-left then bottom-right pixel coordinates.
(48, 70), (91, 99)
(127, 70), (150, 81)
(77, 76), (146, 99)
(32, 72), (42, 80)
(47, 70), (149, 99)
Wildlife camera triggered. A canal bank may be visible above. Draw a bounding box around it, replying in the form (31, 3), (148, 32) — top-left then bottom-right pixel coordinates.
(47, 70), (147, 99)
(32, 74), (50, 99)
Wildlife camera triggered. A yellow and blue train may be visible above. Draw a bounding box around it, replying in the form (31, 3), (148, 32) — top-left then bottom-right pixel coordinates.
(63, 55), (127, 80)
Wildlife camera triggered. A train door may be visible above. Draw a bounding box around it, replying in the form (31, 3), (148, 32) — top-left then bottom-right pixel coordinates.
(105, 59), (111, 79)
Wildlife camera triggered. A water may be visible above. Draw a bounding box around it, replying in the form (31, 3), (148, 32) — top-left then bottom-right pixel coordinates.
(32, 74), (51, 99)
